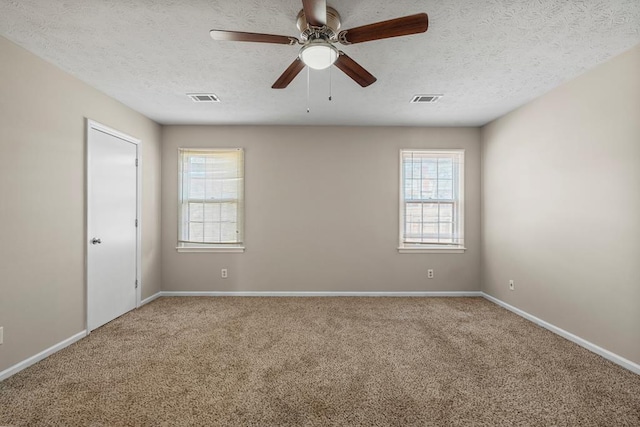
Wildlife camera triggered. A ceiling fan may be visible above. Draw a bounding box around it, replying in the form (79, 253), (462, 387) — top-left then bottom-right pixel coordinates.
(210, 0), (428, 89)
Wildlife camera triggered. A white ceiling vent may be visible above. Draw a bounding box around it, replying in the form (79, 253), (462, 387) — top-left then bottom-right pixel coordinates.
(187, 93), (220, 102)
(411, 94), (443, 103)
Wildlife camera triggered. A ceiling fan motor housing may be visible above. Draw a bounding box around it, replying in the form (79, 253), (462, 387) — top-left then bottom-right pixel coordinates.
(296, 6), (341, 41)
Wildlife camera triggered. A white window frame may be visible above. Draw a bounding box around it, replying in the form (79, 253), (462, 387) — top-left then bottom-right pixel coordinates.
(398, 149), (466, 254)
(176, 148), (245, 253)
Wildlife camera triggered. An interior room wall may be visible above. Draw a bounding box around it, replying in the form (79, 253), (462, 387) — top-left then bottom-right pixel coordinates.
(0, 36), (162, 372)
(481, 44), (640, 364)
(161, 125), (481, 293)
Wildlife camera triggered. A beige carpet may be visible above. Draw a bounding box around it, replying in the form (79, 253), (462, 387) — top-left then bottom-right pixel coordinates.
(1, 297), (639, 426)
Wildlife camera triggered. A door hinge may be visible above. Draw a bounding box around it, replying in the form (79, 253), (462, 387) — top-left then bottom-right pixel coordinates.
(135, 158), (138, 167)
(135, 279), (138, 289)
(135, 219), (138, 227)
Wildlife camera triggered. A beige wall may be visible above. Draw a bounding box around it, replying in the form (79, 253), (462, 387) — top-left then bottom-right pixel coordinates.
(162, 126), (481, 293)
(481, 45), (640, 364)
(0, 36), (162, 372)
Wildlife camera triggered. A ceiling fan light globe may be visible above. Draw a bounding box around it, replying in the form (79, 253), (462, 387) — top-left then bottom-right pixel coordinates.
(299, 43), (338, 70)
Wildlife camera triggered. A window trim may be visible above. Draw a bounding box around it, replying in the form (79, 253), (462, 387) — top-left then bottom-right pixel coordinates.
(176, 148), (245, 253)
(397, 246), (465, 254)
(398, 148), (466, 254)
(176, 244), (245, 253)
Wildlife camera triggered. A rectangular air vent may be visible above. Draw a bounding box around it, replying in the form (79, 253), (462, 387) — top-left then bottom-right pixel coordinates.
(187, 93), (220, 102)
(411, 94), (443, 103)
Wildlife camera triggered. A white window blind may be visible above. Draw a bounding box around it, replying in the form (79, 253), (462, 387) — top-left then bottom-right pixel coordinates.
(178, 148), (244, 246)
(400, 149), (464, 248)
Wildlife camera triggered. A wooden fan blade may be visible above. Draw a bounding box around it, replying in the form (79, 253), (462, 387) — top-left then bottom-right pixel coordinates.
(302, 0), (326, 27)
(334, 52), (377, 87)
(338, 13), (428, 45)
(210, 30), (298, 45)
(272, 57), (306, 89)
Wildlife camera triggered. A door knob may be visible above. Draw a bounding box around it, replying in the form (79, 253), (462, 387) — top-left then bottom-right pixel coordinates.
(91, 238), (102, 245)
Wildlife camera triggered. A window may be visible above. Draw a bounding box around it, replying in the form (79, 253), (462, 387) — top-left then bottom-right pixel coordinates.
(177, 148), (244, 252)
(399, 149), (465, 253)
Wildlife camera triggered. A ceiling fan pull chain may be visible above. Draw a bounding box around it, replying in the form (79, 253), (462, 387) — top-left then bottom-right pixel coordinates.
(307, 66), (310, 113)
(329, 54), (332, 101)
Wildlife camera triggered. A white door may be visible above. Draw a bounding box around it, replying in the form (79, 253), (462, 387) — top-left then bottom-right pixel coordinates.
(87, 122), (138, 332)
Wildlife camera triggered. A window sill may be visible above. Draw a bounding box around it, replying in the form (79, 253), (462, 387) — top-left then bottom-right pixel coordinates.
(398, 246), (466, 254)
(176, 246), (245, 253)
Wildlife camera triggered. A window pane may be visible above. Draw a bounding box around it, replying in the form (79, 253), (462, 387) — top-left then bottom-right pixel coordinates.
(204, 222), (221, 242)
(406, 203), (423, 223)
(205, 180), (222, 199)
(404, 161), (413, 180)
(407, 223), (421, 240)
(411, 179), (421, 199)
(424, 203), (439, 222)
(220, 222), (238, 242)
(189, 178), (205, 199)
(216, 157), (240, 179)
(422, 159), (438, 179)
(438, 158), (453, 179)
(190, 157), (205, 175)
(437, 179), (453, 199)
(439, 204), (453, 222)
(422, 223), (438, 240)
(404, 182), (412, 199)
(222, 178), (239, 199)
(422, 180), (437, 200)
(439, 222), (453, 238)
(204, 203), (220, 222)
(188, 222), (204, 242)
(412, 162), (421, 179)
(189, 203), (204, 221)
(220, 203), (237, 222)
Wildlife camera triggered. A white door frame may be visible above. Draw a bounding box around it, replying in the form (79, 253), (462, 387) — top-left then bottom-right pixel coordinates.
(86, 119), (142, 333)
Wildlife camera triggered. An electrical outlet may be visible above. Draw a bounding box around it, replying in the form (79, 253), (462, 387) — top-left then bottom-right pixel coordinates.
(221, 268), (228, 279)
(509, 280), (514, 291)
(0, 326), (3, 345)
(427, 269), (434, 279)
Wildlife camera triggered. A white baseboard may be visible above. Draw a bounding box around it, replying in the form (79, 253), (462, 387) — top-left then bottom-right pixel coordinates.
(159, 291), (483, 297)
(139, 292), (162, 306)
(0, 330), (87, 382)
(482, 293), (640, 375)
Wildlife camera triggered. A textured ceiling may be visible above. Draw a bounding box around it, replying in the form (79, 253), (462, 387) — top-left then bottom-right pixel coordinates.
(1, 0), (639, 126)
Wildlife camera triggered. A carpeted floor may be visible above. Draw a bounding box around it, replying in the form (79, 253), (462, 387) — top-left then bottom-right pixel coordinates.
(1, 297), (639, 426)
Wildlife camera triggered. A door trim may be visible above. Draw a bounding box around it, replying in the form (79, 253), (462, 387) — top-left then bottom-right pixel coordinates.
(86, 119), (142, 333)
